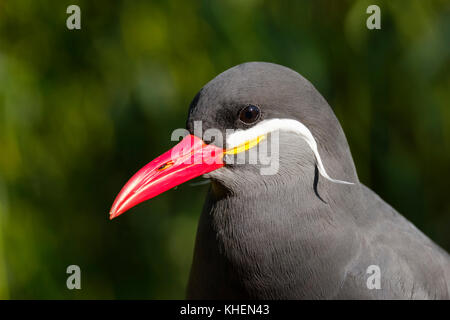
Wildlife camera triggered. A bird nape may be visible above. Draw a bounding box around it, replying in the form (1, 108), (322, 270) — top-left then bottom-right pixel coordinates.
(110, 62), (450, 299)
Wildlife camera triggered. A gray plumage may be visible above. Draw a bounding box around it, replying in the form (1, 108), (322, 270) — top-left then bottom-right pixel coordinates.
(185, 62), (450, 299)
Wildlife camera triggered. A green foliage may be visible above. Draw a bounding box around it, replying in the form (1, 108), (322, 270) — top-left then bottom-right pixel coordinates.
(0, 0), (448, 298)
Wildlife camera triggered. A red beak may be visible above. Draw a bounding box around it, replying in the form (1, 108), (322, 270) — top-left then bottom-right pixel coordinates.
(109, 134), (224, 219)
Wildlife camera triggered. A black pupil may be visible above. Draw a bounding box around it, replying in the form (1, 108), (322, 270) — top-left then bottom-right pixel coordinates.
(240, 105), (260, 123)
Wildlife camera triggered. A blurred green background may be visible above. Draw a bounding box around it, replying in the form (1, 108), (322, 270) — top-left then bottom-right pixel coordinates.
(0, 0), (449, 299)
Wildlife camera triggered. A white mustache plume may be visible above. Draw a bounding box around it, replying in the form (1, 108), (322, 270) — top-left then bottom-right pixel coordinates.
(226, 118), (354, 185)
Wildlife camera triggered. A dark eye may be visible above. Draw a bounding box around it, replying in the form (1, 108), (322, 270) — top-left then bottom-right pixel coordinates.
(239, 105), (261, 124)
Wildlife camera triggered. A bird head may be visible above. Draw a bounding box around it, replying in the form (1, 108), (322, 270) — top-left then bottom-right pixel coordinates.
(110, 62), (357, 219)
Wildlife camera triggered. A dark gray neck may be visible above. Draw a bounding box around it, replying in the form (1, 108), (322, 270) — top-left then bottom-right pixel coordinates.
(187, 161), (365, 299)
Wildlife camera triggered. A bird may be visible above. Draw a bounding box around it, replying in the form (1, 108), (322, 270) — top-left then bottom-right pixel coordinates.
(109, 62), (450, 299)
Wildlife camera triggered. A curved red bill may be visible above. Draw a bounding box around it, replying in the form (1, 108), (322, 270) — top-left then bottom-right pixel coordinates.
(109, 134), (224, 219)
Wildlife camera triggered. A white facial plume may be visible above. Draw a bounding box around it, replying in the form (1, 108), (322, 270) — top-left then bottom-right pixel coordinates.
(226, 118), (354, 185)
